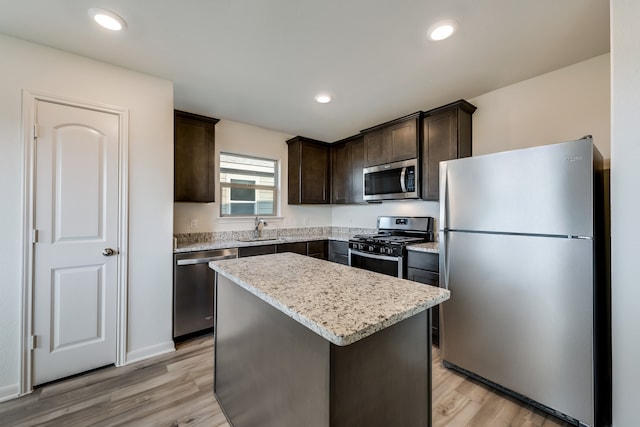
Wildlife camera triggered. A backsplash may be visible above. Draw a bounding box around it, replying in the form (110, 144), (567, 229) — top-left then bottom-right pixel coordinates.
(174, 226), (376, 245)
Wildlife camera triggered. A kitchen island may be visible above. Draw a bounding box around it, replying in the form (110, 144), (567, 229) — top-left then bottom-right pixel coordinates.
(209, 252), (449, 427)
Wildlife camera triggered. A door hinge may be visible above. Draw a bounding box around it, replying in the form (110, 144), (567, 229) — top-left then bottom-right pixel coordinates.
(30, 335), (37, 350)
(32, 229), (39, 243)
(33, 124), (39, 140)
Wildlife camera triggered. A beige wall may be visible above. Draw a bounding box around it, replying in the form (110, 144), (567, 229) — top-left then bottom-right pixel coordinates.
(470, 54), (610, 164)
(0, 35), (174, 400)
(174, 119), (333, 234)
(611, 0), (639, 425)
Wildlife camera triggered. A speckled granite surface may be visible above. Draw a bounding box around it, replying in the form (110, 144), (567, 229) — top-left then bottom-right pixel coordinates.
(406, 241), (440, 253)
(209, 252), (450, 346)
(174, 226), (376, 253)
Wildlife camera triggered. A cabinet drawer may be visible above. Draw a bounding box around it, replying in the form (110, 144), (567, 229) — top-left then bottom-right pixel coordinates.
(407, 251), (439, 272)
(407, 268), (439, 286)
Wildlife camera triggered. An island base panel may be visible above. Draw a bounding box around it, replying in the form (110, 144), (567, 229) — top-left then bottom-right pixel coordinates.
(215, 275), (331, 427)
(330, 310), (431, 427)
(214, 274), (432, 427)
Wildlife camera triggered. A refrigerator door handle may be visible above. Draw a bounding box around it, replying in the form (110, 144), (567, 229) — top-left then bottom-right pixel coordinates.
(439, 161), (448, 231)
(439, 231), (449, 289)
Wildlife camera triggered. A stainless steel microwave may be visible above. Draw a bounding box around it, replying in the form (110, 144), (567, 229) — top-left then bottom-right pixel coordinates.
(363, 158), (419, 201)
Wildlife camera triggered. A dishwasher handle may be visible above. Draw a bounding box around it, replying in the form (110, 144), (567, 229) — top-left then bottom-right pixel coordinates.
(176, 254), (237, 266)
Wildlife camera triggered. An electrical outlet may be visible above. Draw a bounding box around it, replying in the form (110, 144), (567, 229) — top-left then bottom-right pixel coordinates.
(190, 219), (198, 229)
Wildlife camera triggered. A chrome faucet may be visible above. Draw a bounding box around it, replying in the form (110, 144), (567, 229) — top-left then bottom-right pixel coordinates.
(254, 216), (268, 238)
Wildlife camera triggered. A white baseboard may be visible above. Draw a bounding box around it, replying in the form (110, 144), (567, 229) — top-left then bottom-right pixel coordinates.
(0, 383), (20, 403)
(125, 340), (175, 365)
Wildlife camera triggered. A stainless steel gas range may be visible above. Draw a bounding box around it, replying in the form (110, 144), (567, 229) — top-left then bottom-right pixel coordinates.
(348, 216), (434, 278)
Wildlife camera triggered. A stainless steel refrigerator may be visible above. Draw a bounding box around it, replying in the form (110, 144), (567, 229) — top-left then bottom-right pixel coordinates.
(438, 137), (610, 427)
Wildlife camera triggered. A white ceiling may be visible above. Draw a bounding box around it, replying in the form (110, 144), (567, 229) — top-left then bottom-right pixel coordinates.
(0, 0), (609, 142)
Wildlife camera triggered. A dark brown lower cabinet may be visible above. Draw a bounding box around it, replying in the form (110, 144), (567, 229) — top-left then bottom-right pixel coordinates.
(240, 240), (328, 259)
(238, 245), (277, 258)
(407, 250), (441, 346)
(307, 240), (328, 259)
(276, 242), (307, 255)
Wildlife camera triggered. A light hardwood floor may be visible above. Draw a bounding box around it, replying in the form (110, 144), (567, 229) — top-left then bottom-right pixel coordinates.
(0, 333), (569, 426)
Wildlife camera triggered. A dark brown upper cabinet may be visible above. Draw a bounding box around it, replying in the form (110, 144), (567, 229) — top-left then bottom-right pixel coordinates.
(174, 110), (219, 202)
(287, 136), (331, 204)
(362, 112), (421, 167)
(331, 135), (365, 204)
(421, 100), (476, 201)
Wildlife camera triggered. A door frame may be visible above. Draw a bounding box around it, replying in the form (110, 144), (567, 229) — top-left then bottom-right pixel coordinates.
(19, 91), (130, 395)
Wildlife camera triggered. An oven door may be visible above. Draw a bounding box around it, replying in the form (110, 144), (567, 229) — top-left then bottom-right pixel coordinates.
(348, 248), (404, 278)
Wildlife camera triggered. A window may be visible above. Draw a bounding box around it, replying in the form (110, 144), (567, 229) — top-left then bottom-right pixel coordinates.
(219, 153), (278, 217)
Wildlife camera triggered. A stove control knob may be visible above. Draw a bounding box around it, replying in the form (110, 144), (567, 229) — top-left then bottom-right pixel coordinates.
(368, 245), (375, 252)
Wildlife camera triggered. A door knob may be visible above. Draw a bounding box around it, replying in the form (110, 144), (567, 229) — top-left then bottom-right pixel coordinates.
(102, 248), (117, 256)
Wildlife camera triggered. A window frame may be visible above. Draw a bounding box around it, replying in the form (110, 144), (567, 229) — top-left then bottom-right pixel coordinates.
(219, 152), (279, 217)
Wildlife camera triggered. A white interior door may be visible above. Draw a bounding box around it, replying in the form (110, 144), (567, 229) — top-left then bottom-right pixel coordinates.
(33, 100), (120, 385)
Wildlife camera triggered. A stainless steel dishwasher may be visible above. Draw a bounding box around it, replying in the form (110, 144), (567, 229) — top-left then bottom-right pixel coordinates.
(173, 248), (238, 338)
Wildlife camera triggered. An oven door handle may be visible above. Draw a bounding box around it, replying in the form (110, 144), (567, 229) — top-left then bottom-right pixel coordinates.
(349, 248), (402, 262)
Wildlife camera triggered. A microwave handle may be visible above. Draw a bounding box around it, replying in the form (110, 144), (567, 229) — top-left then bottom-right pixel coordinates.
(400, 167), (407, 192)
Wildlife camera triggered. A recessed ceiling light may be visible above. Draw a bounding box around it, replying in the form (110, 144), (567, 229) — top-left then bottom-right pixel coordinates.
(88, 8), (127, 31)
(315, 94), (332, 104)
(428, 20), (457, 41)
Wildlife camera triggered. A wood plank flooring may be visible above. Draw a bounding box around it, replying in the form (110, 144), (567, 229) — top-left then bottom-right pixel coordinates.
(0, 333), (569, 426)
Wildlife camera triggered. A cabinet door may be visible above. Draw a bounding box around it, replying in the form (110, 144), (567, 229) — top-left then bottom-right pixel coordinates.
(350, 137), (365, 204)
(287, 139), (302, 205)
(385, 119), (418, 163)
(407, 267), (440, 346)
(301, 142), (330, 204)
(307, 240), (328, 259)
(331, 142), (351, 204)
(421, 101), (474, 201)
(174, 111), (218, 202)
(422, 109), (457, 201)
(363, 130), (387, 167)
(288, 137), (330, 205)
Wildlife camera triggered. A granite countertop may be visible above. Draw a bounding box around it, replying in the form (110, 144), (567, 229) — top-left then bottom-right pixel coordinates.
(406, 241), (440, 253)
(174, 233), (353, 253)
(209, 252), (450, 346)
